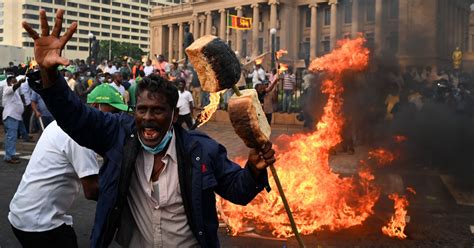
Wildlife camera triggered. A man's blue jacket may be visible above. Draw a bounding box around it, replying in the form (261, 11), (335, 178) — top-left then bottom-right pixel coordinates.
(29, 72), (270, 247)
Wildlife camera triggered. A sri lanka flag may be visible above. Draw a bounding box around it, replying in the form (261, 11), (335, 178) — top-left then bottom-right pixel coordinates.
(227, 15), (252, 30)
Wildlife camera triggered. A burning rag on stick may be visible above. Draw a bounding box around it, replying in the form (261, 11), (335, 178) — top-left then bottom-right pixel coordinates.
(186, 35), (305, 247)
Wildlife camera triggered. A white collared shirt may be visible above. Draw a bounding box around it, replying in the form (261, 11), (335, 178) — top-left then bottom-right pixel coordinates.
(8, 121), (99, 232)
(2, 84), (24, 121)
(123, 131), (198, 247)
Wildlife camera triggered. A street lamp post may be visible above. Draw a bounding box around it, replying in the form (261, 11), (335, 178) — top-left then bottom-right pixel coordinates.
(270, 28), (277, 70)
(88, 32), (94, 65)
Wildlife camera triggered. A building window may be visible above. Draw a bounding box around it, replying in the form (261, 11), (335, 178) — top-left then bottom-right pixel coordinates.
(258, 37), (264, 55)
(140, 44), (148, 49)
(112, 18), (120, 23)
(42, 0), (53, 3)
(23, 42), (34, 47)
(112, 33), (120, 38)
(140, 29), (148, 34)
(323, 6), (331, 26)
(79, 38), (88, 43)
(79, 4), (88, 10)
(102, 8), (110, 13)
(344, 0), (352, 24)
(112, 1), (120, 7)
(365, 32), (374, 50)
(22, 14), (39, 20)
(79, 21), (89, 26)
(78, 30), (88, 35)
(122, 11), (130, 16)
(67, 2), (77, 7)
(112, 10), (120, 15)
(102, 0), (111, 4)
(91, 6), (100, 11)
(122, 27), (130, 32)
(91, 23), (100, 28)
(112, 26), (120, 30)
(102, 16), (110, 21)
(66, 45), (77, 50)
(366, 0), (375, 22)
(140, 37), (148, 41)
(91, 14), (100, 20)
(122, 19), (130, 24)
(67, 11), (77, 16)
(101, 32), (110, 37)
(79, 13), (89, 18)
(0, 37), (3, 42)
(387, 32), (399, 53)
(54, 0), (65, 4)
(122, 35), (130, 39)
(322, 36), (330, 52)
(79, 46), (88, 51)
(389, 0), (399, 19)
(102, 24), (110, 29)
(91, 0), (100, 3)
(305, 8), (311, 28)
(23, 4), (40, 10)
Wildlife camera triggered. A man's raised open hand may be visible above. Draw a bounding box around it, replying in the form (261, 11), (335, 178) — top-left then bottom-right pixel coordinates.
(22, 9), (76, 86)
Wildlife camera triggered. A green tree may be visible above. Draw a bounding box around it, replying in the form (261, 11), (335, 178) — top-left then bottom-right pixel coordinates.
(98, 40), (146, 62)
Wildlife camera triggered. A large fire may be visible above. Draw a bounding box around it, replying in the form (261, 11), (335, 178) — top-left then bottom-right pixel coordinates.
(218, 38), (386, 238)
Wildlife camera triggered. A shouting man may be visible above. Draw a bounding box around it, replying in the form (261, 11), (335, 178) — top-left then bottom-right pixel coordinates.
(23, 9), (275, 247)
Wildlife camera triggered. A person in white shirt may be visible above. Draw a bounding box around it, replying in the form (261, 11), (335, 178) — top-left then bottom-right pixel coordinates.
(2, 75), (25, 164)
(248, 63), (266, 89)
(109, 72), (126, 97)
(176, 79), (194, 129)
(8, 83), (130, 248)
(143, 59), (155, 77)
(104, 61), (118, 74)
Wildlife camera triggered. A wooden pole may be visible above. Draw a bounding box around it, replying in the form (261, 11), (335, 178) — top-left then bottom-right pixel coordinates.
(231, 84), (306, 247)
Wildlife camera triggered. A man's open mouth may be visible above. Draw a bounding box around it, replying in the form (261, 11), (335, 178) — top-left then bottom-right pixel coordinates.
(142, 128), (160, 141)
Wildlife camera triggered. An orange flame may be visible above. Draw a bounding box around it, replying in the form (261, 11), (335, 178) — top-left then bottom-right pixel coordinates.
(368, 148), (395, 166)
(218, 37), (379, 238)
(276, 49), (288, 60)
(278, 63), (289, 74)
(196, 91), (222, 127)
(381, 193), (412, 239)
(255, 57), (263, 65)
(393, 135), (408, 143)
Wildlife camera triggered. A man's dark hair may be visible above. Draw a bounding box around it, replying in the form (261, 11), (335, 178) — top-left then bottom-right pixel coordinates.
(6, 75), (15, 84)
(136, 74), (178, 109)
(138, 70), (145, 77)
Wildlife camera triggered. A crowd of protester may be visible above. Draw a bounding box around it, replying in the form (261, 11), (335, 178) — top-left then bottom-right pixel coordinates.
(3, 55), (473, 160)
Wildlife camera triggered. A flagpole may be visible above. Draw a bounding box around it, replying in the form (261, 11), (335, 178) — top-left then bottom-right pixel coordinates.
(226, 10), (230, 46)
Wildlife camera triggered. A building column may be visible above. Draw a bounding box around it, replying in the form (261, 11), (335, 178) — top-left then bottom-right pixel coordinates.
(251, 4), (260, 57)
(205, 11), (212, 35)
(157, 25), (164, 56)
(235, 6), (243, 55)
(329, 0), (338, 50)
(351, 0), (360, 37)
(309, 3), (318, 59)
(219, 9), (226, 40)
(268, 0), (279, 54)
(374, 0), (383, 55)
(178, 23), (184, 60)
(193, 14), (199, 38)
(199, 15), (206, 38)
(168, 24), (174, 61)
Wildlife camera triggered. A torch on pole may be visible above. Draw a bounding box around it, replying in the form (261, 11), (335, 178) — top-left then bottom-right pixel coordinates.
(231, 85), (306, 248)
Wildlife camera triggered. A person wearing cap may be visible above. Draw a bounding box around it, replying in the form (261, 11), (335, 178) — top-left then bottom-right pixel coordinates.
(2, 75), (26, 164)
(169, 59), (181, 81)
(8, 83), (129, 248)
